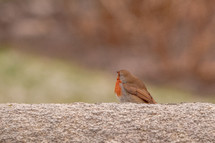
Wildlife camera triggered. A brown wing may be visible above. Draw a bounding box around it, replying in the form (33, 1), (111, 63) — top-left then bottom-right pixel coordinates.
(123, 83), (157, 104)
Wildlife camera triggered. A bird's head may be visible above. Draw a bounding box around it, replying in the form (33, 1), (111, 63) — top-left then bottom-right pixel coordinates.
(117, 70), (134, 83)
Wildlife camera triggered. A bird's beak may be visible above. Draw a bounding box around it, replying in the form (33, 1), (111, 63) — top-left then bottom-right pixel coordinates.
(116, 71), (120, 76)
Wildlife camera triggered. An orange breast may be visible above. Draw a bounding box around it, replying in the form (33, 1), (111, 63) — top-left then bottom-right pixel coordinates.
(114, 76), (122, 97)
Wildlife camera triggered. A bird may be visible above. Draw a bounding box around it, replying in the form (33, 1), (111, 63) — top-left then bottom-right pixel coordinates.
(114, 70), (157, 104)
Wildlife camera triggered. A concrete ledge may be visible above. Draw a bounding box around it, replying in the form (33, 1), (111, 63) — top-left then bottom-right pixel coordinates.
(0, 103), (214, 142)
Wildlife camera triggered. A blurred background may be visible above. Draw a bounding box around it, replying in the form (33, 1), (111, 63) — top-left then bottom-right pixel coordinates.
(0, 0), (215, 103)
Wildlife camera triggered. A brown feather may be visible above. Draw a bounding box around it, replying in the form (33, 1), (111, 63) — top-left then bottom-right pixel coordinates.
(122, 83), (156, 104)
(136, 88), (157, 104)
(118, 70), (157, 104)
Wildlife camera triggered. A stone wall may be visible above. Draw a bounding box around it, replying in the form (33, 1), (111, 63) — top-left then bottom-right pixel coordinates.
(0, 103), (214, 142)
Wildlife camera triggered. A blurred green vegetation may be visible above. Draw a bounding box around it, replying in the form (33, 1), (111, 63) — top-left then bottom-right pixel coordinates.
(150, 86), (215, 104)
(0, 48), (116, 103)
(0, 49), (214, 104)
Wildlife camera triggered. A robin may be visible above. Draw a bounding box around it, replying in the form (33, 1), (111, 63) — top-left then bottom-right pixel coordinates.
(114, 70), (157, 104)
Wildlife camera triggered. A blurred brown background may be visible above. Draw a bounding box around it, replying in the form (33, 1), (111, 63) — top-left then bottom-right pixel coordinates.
(0, 0), (214, 103)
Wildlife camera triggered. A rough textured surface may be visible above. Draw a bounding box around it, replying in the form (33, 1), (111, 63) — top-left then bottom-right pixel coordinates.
(0, 103), (215, 143)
